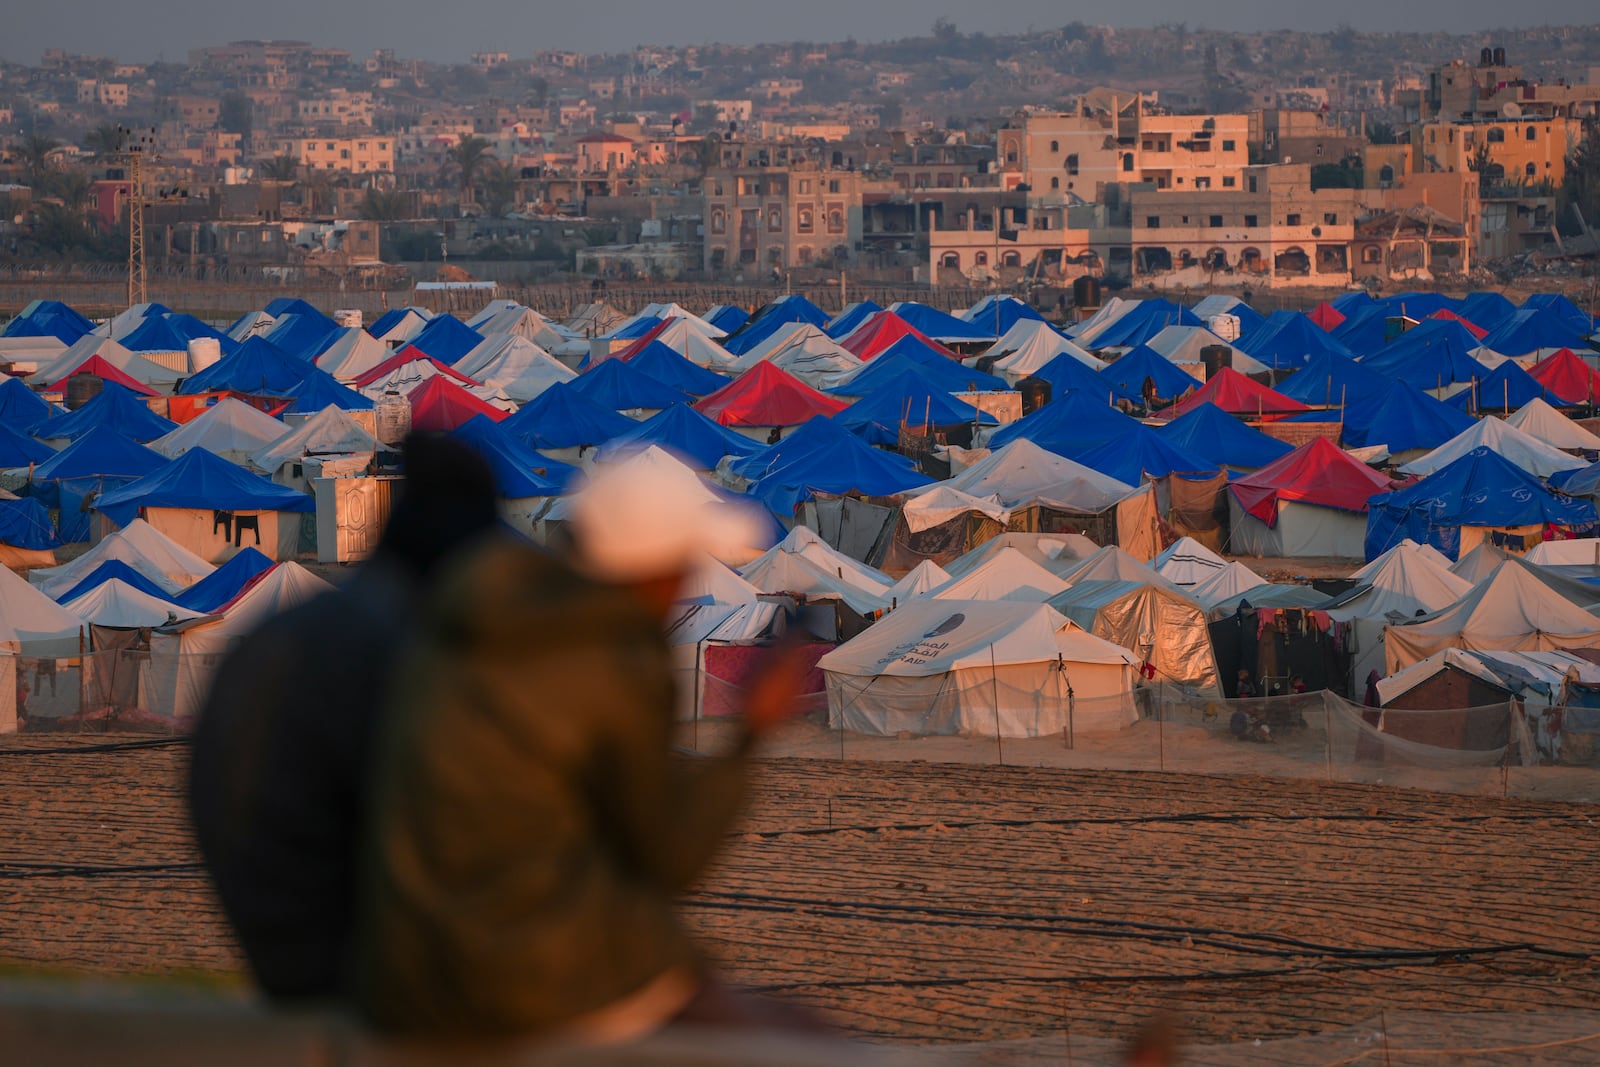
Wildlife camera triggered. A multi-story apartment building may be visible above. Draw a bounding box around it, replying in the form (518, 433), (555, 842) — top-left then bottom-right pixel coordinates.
(1399, 48), (1600, 122)
(702, 164), (864, 273)
(1415, 115), (1578, 191)
(998, 104), (1250, 203)
(296, 90), (375, 128)
(273, 134), (393, 174)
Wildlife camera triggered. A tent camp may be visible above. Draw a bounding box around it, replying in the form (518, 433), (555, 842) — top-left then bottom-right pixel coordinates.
(0, 563), (84, 657)
(450, 335), (575, 404)
(1505, 397), (1600, 452)
(1384, 560), (1600, 671)
(926, 547), (1068, 603)
(1048, 579), (1222, 696)
(148, 398), (287, 465)
(30, 518), (215, 599)
(1228, 437), (1396, 557)
(694, 361), (848, 439)
(877, 486), (1012, 573)
(1397, 416), (1586, 480)
(1367, 446), (1598, 561)
(1323, 541), (1473, 687)
(1154, 536), (1230, 587)
(818, 599), (1137, 737)
(93, 449), (314, 562)
(251, 406), (378, 486)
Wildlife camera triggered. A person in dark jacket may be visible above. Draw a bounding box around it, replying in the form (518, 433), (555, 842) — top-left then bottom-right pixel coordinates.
(188, 435), (499, 1002)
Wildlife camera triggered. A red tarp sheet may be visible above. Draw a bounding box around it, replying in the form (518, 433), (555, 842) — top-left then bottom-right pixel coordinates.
(1428, 309), (1488, 340)
(46, 355), (158, 397)
(406, 375), (507, 432)
(1230, 436), (1397, 525)
(352, 345), (480, 389)
(839, 311), (958, 360)
(1161, 367), (1310, 421)
(1527, 348), (1600, 405)
(693, 360), (847, 427)
(1308, 302), (1345, 331)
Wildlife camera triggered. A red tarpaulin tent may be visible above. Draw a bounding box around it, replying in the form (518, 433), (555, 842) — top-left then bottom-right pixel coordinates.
(1527, 348), (1600, 405)
(839, 311), (958, 360)
(406, 375), (507, 432)
(1159, 367), (1310, 421)
(1308, 302), (1345, 331)
(353, 345), (481, 389)
(44, 354), (158, 397)
(1230, 436), (1398, 524)
(693, 360), (848, 427)
(1427, 309), (1488, 340)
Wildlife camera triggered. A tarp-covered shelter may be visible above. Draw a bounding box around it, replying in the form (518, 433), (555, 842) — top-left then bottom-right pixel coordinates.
(1229, 438), (1395, 557)
(1048, 579), (1222, 696)
(1157, 402), (1293, 472)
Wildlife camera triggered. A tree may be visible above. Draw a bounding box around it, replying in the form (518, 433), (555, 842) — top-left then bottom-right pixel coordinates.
(442, 134), (494, 208)
(479, 161), (519, 218)
(1367, 121), (1400, 146)
(83, 123), (121, 159)
(1557, 122), (1600, 236)
(19, 134), (61, 183)
(218, 91), (253, 139)
(258, 154), (300, 181)
(357, 187), (409, 221)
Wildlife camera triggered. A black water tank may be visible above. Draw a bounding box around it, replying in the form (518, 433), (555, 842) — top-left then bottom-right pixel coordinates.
(1200, 345), (1232, 379)
(1493, 46), (1506, 66)
(65, 374), (104, 410)
(1073, 275), (1102, 312)
(1481, 47), (1494, 65)
(1018, 375), (1053, 415)
(973, 354), (1001, 377)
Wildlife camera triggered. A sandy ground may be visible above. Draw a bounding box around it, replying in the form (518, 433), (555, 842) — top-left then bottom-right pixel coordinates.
(0, 731), (1596, 1057)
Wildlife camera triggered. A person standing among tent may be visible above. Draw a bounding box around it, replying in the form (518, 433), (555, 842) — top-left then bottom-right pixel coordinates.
(188, 435), (501, 1003)
(354, 457), (815, 1042)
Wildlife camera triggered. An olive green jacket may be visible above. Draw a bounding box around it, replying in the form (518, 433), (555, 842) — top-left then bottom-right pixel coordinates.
(355, 535), (748, 1037)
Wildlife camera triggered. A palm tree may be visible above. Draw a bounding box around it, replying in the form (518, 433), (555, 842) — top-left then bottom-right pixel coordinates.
(19, 134), (61, 183)
(257, 154), (300, 182)
(357, 186), (409, 221)
(479, 161), (519, 218)
(441, 134), (494, 209)
(83, 123), (121, 159)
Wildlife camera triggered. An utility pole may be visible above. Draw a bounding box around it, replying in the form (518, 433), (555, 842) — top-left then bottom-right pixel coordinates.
(117, 125), (155, 308)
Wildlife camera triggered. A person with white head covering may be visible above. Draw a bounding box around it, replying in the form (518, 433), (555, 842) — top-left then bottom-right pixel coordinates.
(355, 459), (810, 1042)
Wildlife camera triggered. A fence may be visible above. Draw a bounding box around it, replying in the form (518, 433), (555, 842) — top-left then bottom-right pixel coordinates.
(5, 650), (226, 735)
(675, 686), (1598, 804)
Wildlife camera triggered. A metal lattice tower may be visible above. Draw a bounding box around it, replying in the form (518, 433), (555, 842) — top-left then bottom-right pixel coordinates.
(126, 144), (145, 307)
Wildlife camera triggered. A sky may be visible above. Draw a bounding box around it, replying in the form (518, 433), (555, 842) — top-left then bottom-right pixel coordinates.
(2, 0), (1592, 65)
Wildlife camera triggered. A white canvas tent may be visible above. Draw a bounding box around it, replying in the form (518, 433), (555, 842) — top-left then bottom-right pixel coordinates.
(370, 308), (431, 347)
(1397, 416), (1585, 480)
(148, 398), (288, 466)
(885, 559), (952, 603)
(1505, 397), (1600, 452)
(252, 405), (377, 480)
(1324, 543), (1474, 686)
(465, 303), (566, 350)
(29, 334), (185, 393)
(0, 563), (85, 656)
(315, 328), (392, 381)
(1144, 325), (1270, 378)
(1056, 544), (1167, 587)
(1384, 560), (1600, 671)
(1228, 497), (1369, 558)
(30, 518), (215, 599)
(1352, 539), (1455, 581)
(926, 547), (1068, 603)
(141, 562), (334, 724)
(62, 578), (206, 630)
(978, 322), (1105, 381)
(741, 525), (892, 599)
(1188, 562), (1270, 614)
(1154, 536), (1230, 587)
(731, 325), (863, 387)
(819, 599), (1138, 737)
(451, 335), (575, 403)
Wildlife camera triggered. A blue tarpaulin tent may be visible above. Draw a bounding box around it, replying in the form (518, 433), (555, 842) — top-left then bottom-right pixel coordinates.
(0, 497), (61, 551)
(1520, 293), (1598, 333)
(54, 559), (176, 605)
(721, 295), (829, 355)
(1099, 345), (1202, 401)
(1358, 319), (1485, 388)
(829, 345), (1004, 397)
(264, 298), (333, 324)
(1450, 359), (1573, 413)
(888, 302), (998, 343)
(1276, 350), (1392, 407)
(174, 547), (276, 613)
(39, 383), (176, 443)
(1342, 380), (1476, 452)
(406, 315), (485, 365)
(178, 336), (311, 396)
(3, 299), (94, 343)
(283, 372), (374, 414)
(1457, 292), (1518, 331)
(499, 381), (638, 451)
(625, 341), (729, 395)
(1481, 308), (1589, 357)
(119, 313), (231, 354)
(835, 371), (995, 446)
(366, 307), (420, 340)
(597, 402), (764, 469)
(964, 295), (1047, 336)
(743, 416), (933, 518)
(1031, 352), (1139, 404)
(704, 305), (751, 334)
(94, 447), (313, 527)
(0, 376), (61, 434)
(451, 414), (574, 497)
(1157, 401), (1293, 471)
(1075, 423), (1219, 485)
(826, 301), (883, 339)
(0, 421), (56, 467)
(1083, 299), (1202, 350)
(263, 313), (337, 359)
(26, 426), (168, 540)
(570, 356), (694, 410)
(988, 389), (1143, 457)
(1328, 305), (1393, 355)
(1367, 446), (1599, 559)
(1238, 310), (1356, 371)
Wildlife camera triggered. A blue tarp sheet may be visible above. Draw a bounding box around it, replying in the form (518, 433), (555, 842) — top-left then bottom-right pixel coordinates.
(625, 341), (730, 395)
(826, 301), (883, 339)
(988, 389), (1143, 457)
(178, 336), (310, 396)
(1075, 423), (1219, 484)
(1276, 350), (1392, 407)
(598, 402), (764, 469)
(829, 345), (1004, 397)
(1450, 359), (1573, 412)
(499, 381), (639, 450)
(406, 315), (485, 365)
(1358, 319), (1486, 388)
(174, 548), (277, 613)
(39, 383), (176, 443)
(55, 559), (176, 605)
(1157, 402), (1293, 471)
(0, 376), (60, 434)
(95, 447), (313, 527)
(569, 356), (694, 410)
(1083, 299), (1201, 349)
(0, 497), (60, 550)
(1481, 308), (1589, 357)
(1342, 380), (1476, 452)
(451, 414), (574, 497)
(1238, 310), (1357, 371)
(835, 371), (995, 446)
(721, 295), (829, 355)
(1099, 345), (1201, 400)
(1367, 446), (1599, 559)
(745, 416), (933, 518)
(889, 302), (997, 343)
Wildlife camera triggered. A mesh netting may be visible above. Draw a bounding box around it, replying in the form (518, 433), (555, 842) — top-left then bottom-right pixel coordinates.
(6, 651), (227, 734)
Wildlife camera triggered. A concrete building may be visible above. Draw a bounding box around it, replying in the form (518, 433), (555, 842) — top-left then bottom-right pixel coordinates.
(1416, 115), (1578, 192)
(702, 164), (863, 274)
(274, 135), (393, 174)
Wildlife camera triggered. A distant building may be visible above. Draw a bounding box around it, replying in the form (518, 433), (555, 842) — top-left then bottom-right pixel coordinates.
(274, 134), (393, 174)
(702, 164), (864, 274)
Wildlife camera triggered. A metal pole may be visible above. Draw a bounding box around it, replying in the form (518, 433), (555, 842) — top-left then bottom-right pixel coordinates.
(989, 643), (1004, 766)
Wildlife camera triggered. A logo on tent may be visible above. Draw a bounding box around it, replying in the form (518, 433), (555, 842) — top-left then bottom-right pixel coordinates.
(924, 613), (965, 639)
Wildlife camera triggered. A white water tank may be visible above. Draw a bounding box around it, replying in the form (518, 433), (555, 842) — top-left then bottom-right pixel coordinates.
(186, 337), (221, 374)
(333, 308), (363, 328)
(1207, 313), (1241, 342)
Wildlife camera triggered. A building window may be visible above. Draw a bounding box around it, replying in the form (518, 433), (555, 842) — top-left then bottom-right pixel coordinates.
(1209, 215), (1223, 228)
(767, 208), (782, 232)
(826, 207), (844, 233)
(1487, 127), (1506, 143)
(1050, 176), (1060, 189)
(1195, 177), (1210, 189)
(828, 180), (840, 193)
(1379, 165), (1395, 183)
(974, 251), (988, 266)
(1361, 245), (1382, 264)
(1527, 126), (1537, 141)
(799, 179), (810, 193)
(797, 208), (813, 234)
(710, 208), (726, 235)
(1244, 214), (1258, 227)
(1066, 153), (1079, 175)
(1050, 140), (1059, 153)
(1526, 162), (1537, 177)
(940, 251), (960, 268)
(1222, 139), (1235, 151)
(1286, 213), (1301, 226)
(1121, 155), (1133, 172)
(1147, 216), (1160, 229)
(1247, 175), (1257, 193)
(1323, 213), (1338, 224)
(1001, 251), (1021, 267)
(1222, 176), (1236, 187)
